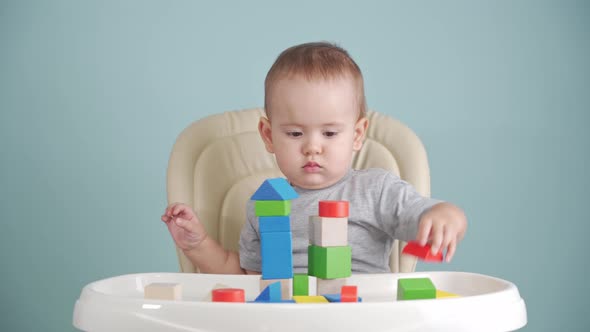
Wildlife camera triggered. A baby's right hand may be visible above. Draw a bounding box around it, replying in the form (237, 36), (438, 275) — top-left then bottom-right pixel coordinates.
(161, 203), (208, 252)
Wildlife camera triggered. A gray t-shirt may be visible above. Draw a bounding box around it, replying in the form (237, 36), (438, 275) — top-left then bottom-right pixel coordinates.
(239, 168), (442, 273)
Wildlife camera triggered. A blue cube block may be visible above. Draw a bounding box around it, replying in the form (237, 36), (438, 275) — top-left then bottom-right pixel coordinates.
(259, 216), (291, 233)
(261, 232), (293, 279)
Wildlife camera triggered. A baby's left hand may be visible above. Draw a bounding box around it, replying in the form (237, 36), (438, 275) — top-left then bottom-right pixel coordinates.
(416, 202), (467, 262)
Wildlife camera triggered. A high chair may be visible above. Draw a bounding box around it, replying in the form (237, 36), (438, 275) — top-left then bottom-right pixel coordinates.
(73, 109), (527, 331)
(166, 108), (433, 273)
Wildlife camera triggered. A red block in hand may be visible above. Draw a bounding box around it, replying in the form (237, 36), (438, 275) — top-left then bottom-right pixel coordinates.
(402, 241), (444, 262)
(212, 288), (245, 302)
(319, 201), (349, 218)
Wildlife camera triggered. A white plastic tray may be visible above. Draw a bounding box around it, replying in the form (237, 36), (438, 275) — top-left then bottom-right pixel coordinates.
(73, 271), (527, 332)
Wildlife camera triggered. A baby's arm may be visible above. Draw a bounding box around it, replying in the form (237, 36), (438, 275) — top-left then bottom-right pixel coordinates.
(416, 202), (467, 262)
(182, 236), (246, 274)
(162, 203), (247, 274)
(376, 170), (467, 262)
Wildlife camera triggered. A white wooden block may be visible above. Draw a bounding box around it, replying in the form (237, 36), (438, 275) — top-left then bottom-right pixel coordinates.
(308, 276), (318, 296)
(316, 278), (347, 295)
(144, 282), (182, 300)
(309, 216), (348, 246)
(260, 278), (293, 300)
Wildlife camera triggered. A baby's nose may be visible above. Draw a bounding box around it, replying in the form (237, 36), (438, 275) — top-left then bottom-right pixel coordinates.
(303, 139), (322, 155)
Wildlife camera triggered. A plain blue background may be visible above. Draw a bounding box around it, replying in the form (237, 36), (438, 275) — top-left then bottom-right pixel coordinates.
(1, 1), (588, 331)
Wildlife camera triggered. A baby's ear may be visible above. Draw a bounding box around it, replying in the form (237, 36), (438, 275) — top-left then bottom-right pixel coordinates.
(353, 117), (369, 151)
(258, 117), (275, 153)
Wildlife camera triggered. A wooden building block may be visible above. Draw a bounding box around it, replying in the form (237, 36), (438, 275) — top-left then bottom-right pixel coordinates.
(293, 273), (309, 296)
(324, 293), (363, 303)
(340, 285), (358, 302)
(309, 216), (348, 246)
(259, 216), (291, 233)
(251, 178), (299, 200)
(144, 283), (181, 300)
(255, 200), (291, 216)
(260, 278), (292, 300)
(324, 286), (362, 303)
(402, 241), (444, 262)
(308, 245), (351, 279)
(212, 288), (245, 302)
(316, 277), (347, 295)
(318, 201), (349, 217)
(436, 289), (460, 298)
(397, 278), (436, 300)
(261, 232), (293, 279)
(255, 282), (282, 302)
(292, 295), (329, 303)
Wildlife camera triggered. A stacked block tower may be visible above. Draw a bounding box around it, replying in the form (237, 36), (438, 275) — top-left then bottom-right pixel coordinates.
(251, 178), (299, 300)
(308, 200), (352, 294)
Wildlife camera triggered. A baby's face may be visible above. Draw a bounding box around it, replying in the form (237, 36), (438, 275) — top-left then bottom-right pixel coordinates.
(260, 76), (367, 189)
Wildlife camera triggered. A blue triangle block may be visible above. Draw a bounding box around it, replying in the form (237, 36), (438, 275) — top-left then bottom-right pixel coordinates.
(251, 178), (299, 200)
(323, 294), (341, 302)
(254, 282), (282, 302)
(322, 293), (362, 302)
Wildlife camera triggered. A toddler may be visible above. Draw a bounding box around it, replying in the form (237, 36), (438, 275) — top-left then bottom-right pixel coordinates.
(161, 42), (467, 274)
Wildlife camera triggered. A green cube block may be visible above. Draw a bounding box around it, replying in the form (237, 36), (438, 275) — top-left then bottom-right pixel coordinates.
(255, 200), (291, 216)
(308, 246), (315, 276)
(307, 245), (351, 279)
(397, 278), (436, 300)
(293, 273), (309, 296)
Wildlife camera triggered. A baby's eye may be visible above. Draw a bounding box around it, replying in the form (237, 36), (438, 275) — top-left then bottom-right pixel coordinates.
(323, 131), (338, 137)
(287, 131), (303, 137)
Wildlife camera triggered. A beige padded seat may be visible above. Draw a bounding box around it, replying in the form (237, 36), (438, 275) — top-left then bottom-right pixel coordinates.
(166, 108), (432, 273)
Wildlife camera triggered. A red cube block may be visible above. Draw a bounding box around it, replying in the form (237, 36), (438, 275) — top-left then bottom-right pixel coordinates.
(341, 285), (358, 302)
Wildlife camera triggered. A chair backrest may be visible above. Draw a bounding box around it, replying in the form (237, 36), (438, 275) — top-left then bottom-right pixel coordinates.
(166, 108), (432, 273)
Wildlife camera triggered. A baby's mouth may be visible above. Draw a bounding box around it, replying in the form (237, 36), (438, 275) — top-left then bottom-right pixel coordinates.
(303, 161), (322, 172)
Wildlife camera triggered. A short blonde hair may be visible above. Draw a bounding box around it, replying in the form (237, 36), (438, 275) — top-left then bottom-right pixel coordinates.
(264, 42), (367, 119)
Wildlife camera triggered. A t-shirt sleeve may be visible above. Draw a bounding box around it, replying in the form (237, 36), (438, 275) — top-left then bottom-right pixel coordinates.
(376, 171), (443, 241)
(238, 200), (261, 272)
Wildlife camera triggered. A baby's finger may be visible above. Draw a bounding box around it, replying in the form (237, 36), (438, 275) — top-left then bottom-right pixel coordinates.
(430, 224), (444, 254)
(441, 228), (454, 255)
(416, 219), (432, 246)
(172, 204), (187, 217)
(166, 204), (177, 217)
(174, 217), (197, 234)
(161, 214), (171, 223)
(446, 240), (457, 262)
